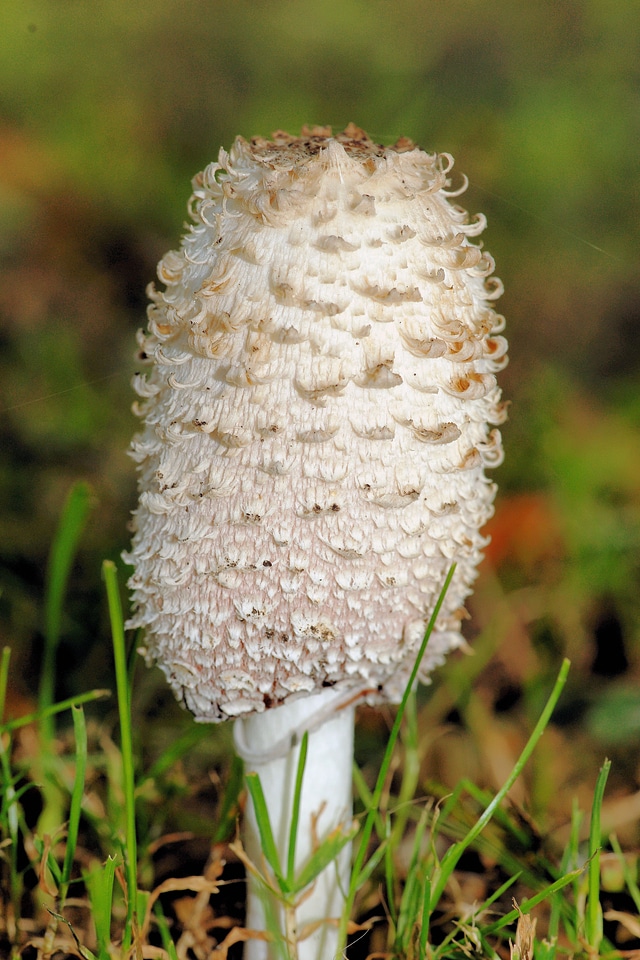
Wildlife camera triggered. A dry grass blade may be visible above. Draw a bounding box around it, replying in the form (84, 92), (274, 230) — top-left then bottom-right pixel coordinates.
(509, 900), (537, 960)
(141, 873), (223, 941)
(604, 911), (640, 942)
(209, 926), (271, 959)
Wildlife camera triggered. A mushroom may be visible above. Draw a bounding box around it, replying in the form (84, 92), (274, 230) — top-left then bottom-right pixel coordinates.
(126, 124), (507, 959)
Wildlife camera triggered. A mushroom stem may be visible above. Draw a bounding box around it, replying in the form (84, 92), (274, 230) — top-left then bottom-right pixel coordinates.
(235, 688), (356, 960)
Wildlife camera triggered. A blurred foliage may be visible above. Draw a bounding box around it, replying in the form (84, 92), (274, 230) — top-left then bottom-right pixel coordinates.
(1, 0), (640, 831)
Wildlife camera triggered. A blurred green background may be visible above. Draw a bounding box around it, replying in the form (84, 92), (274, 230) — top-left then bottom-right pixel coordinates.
(1, 0), (640, 821)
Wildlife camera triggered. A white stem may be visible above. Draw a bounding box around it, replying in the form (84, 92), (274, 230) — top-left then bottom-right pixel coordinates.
(235, 688), (356, 960)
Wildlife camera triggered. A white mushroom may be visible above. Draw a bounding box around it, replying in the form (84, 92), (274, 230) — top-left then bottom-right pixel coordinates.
(127, 124), (507, 960)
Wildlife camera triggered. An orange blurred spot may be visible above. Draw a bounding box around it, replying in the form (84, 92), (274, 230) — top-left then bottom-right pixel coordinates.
(483, 492), (565, 569)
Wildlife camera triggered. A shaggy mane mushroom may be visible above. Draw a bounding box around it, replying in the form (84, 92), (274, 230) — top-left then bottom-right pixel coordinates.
(127, 123), (507, 960)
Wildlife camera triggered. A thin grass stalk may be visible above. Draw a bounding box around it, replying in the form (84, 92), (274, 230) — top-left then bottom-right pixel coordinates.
(570, 799), (584, 942)
(549, 799), (582, 945)
(286, 731), (309, 888)
(610, 833), (640, 915)
(102, 559), (139, 946)
(455, 779), (531, 848)
(432, 783), (557, 897)
(384, 814), (397, 929)
(0, 646), (10, 723)
(337, 564), (456, 953)
(34, 483), (92, 842)
(429, 872), (521, 960)
(0, 649), (21, 930)
(394, 805), (431, 951)
(60, 705), (88, 895)
(42, 707), (89, 954)
(585, 758), (611, 950)
(154, 900), (180, 960)
(387, 689), (421, 856)
(84, 855), (118, 958)
(212, 754), (244, 845)
(245, 772), (290, 894)
(429, 657), (571, 907)
(352, 764), (385, 842)
(43, 703), (89, 953)
(0, 649), (14, 885)
(0, 689), (110, 736)
(419, 875), (431, 960)
(483, 867), (585, 936)
(40, 482), (93, 741)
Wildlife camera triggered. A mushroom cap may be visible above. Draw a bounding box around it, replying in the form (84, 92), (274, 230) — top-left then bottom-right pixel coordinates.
(126, 125), (507, 722)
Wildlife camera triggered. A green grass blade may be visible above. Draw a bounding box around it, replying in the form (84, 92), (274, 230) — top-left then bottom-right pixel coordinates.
(0, 720), (21, 915)
(294, 821), (359, 892)
(352, 762), (373, 809)
(245, 771), (289, 893)
(139, 722), (215, 786)
(337, 564), (456, 952)
(351, 831), (387, 888)
(2, 777), (38, 810)
(60, 705), (88, 893)
(483, 866), (585, 935)
(84, 855), (118, 957)
(0, 647), (10, 723)
(395, 805), (431, 947)
(435, 778), (469, 826)
(479, 870), (521, 911)
(610, 833), (640, 915)
(549, 799), (582, 944)
(585, 758), (611, 950)
(40, 482), (93, 739)
(45, 846), (63, 885)
(356, 566), (455, 875)
(419, 874), (432, 959)
(456, 778), (531, 848)
(0, 688), (110, 735)
(212, 754), (245, 845)
(430, 657), (571, 907)
(102, 559), (138, 944)
(430, 873), (521, 958)
(154, 899), (179, 960)
(294, 826), (359, 893)
(388, 689), (421, 851)
(286, 730), (308, 886)
(352, 762), (386, 841)
(384, 815), (398, 929)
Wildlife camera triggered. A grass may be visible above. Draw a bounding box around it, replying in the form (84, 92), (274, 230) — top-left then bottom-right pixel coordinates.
(0, 487), (638, 959)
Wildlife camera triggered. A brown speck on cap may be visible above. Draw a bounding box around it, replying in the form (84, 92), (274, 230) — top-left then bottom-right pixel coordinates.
(248, 123), (415, 164)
